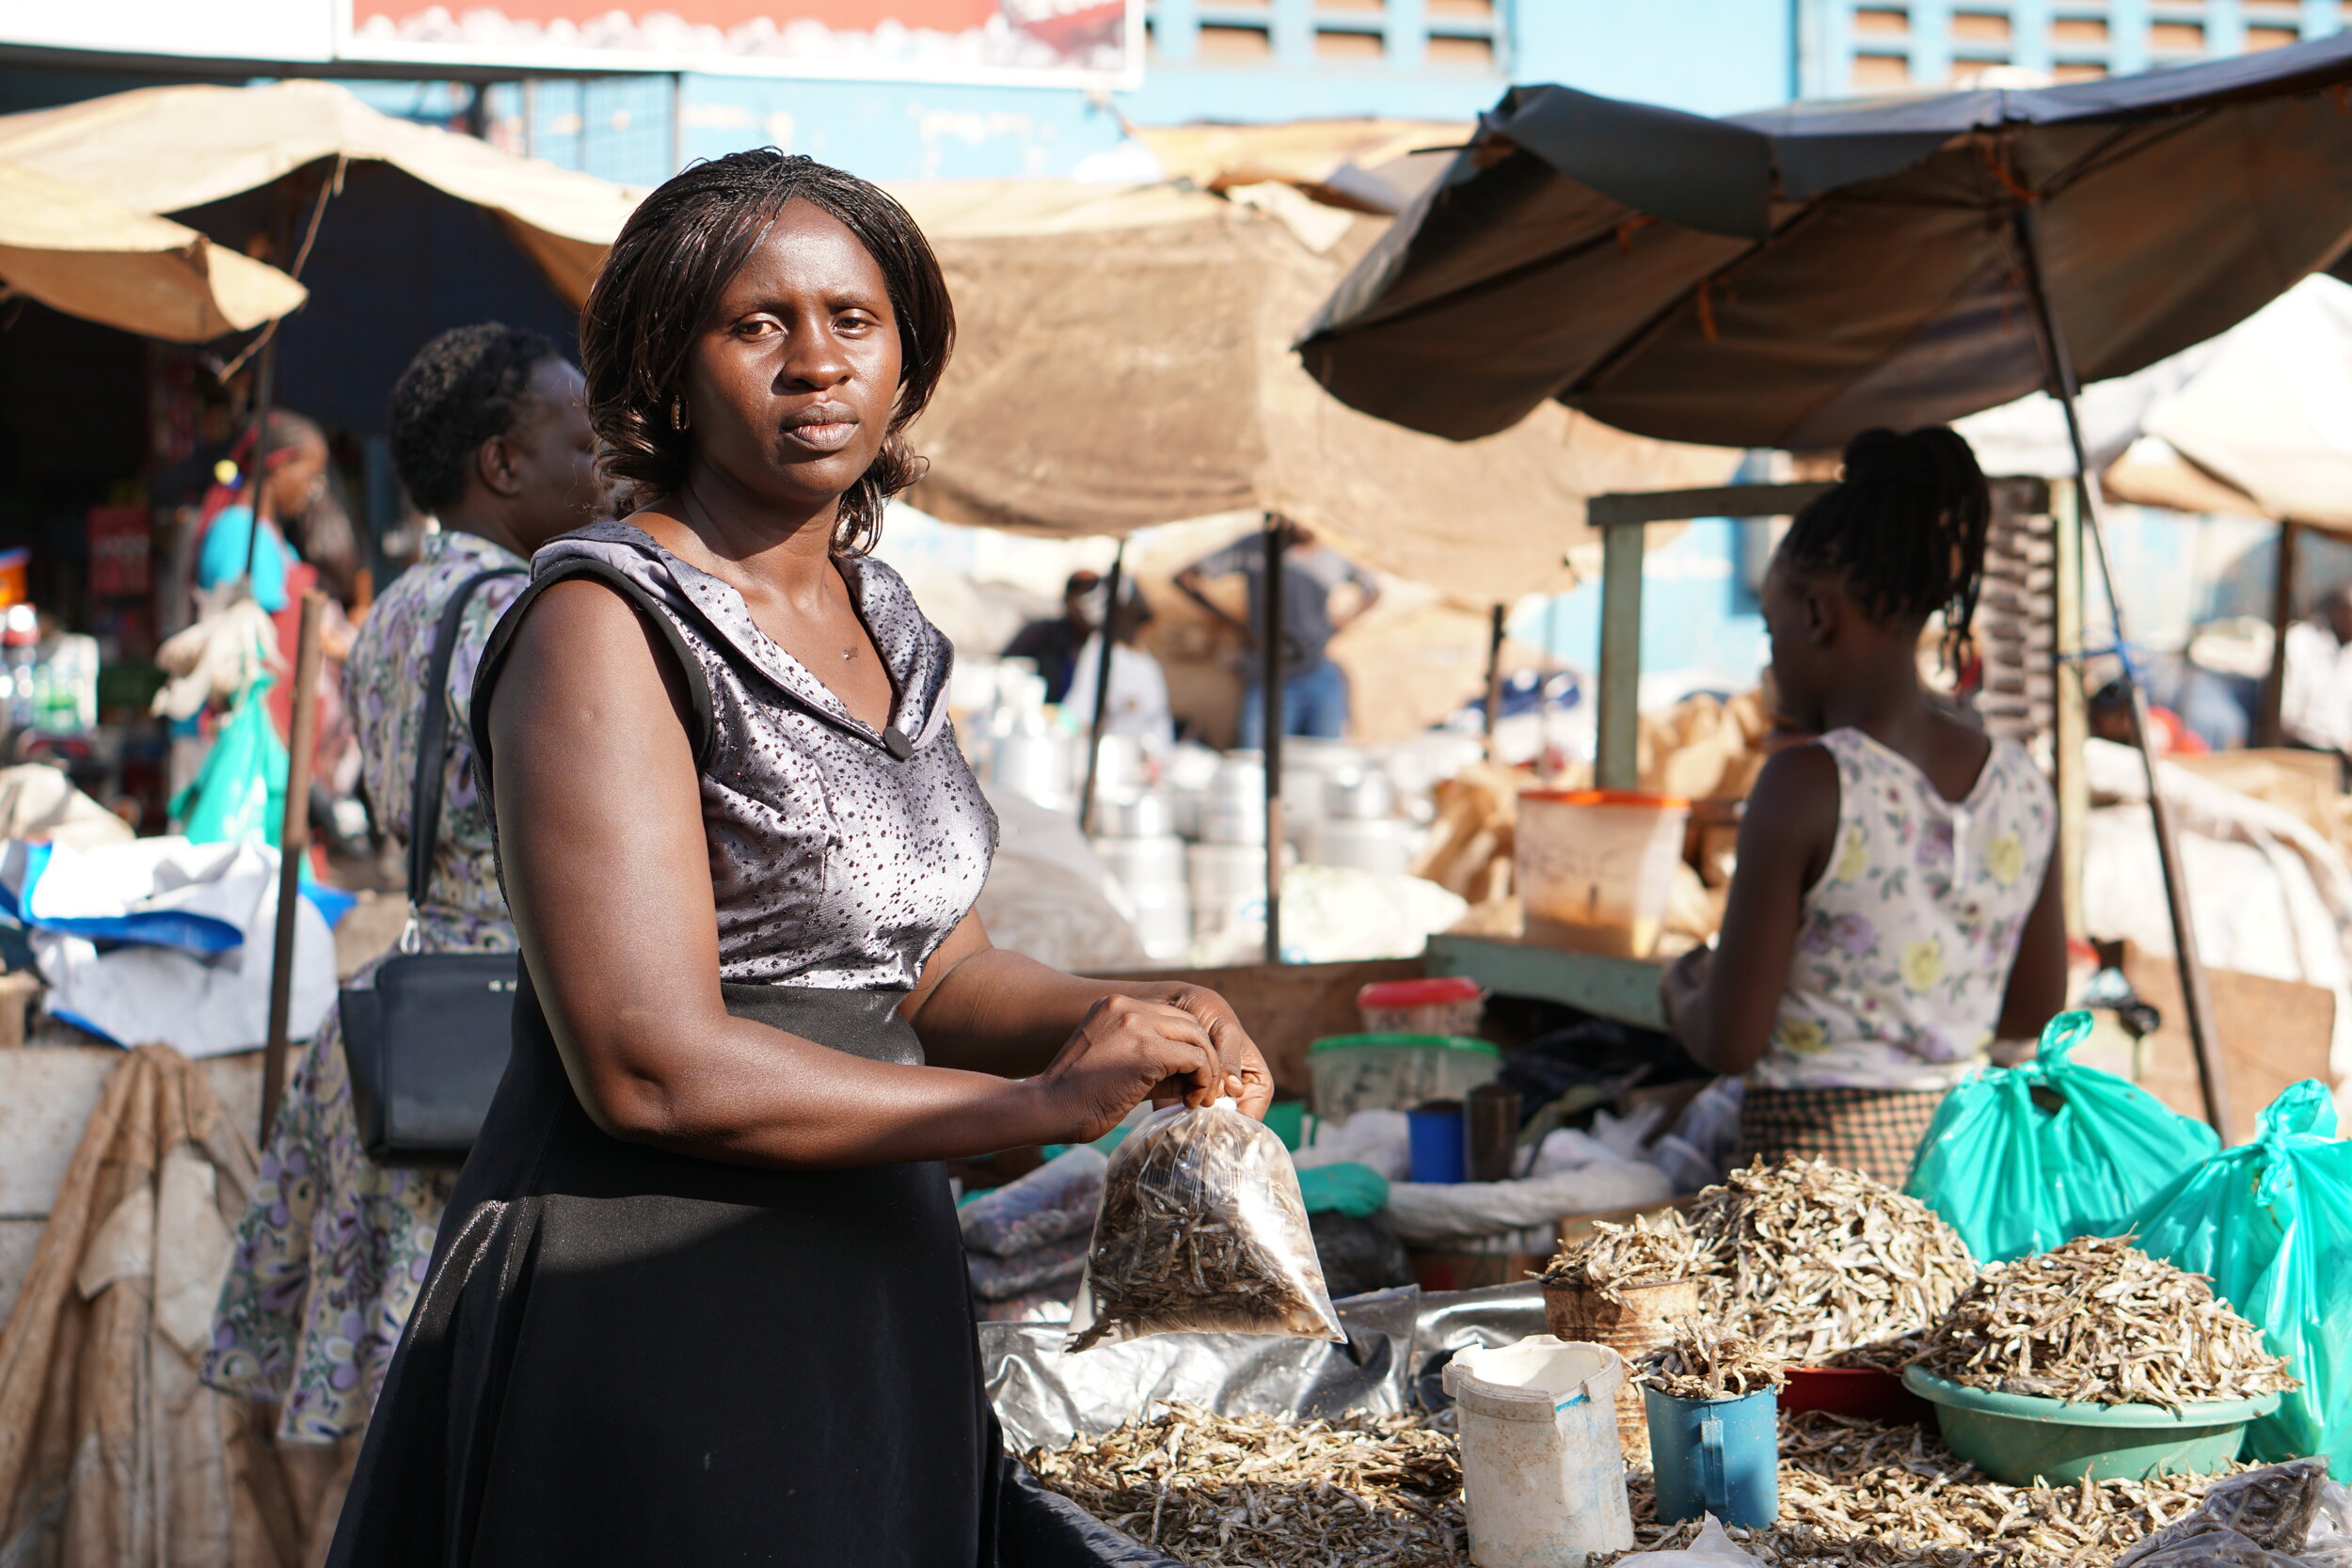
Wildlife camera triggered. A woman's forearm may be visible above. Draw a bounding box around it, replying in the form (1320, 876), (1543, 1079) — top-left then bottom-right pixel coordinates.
(909, 946), (1170, 1076)
(575, 1011), (1069, 1168)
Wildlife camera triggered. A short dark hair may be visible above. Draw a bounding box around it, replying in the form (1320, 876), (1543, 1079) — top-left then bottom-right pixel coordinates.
(580, 150), (955, 554)
(1779, 425), (1991, 663)
(389, 324), (563, 514)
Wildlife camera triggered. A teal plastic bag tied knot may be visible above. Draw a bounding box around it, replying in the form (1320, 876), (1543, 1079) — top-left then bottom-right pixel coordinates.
(2129, 1080), (2352, 1472)
(171, 675), (286, 848)
(1905, 1010), (2219, 1263)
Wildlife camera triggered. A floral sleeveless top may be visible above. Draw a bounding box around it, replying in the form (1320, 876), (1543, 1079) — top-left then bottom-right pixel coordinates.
(1758, 727), (2055, 1092)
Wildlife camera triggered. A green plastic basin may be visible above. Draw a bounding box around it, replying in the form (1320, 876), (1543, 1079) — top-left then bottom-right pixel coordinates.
(1900, 1367), (2280, 1486)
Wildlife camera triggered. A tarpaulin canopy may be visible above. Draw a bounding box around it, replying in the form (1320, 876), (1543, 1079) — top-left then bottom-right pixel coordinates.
(1132, 118), (1466, 213)
(0, 79), (643, 308)
(1958, 275), (2352, 539)
(0, 160), (306, 341)
(896, 179), (1733, 602)
(1298, 36), (2352, 451)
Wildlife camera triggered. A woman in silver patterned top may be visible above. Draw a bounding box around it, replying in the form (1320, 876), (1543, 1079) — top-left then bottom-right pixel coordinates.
(329, 154), (1274, 1567)
(203, 325), (602, 1443)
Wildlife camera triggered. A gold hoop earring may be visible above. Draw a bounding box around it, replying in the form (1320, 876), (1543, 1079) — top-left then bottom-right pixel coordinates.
(670, 394), (690, 432)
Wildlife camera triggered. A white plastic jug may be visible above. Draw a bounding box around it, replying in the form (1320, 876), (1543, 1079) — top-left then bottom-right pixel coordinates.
(1444, 1335), (1635, 1568)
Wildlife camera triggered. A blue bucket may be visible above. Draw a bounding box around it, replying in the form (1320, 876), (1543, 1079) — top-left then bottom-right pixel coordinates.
(1406, 1103), (1467, 1183)
(1643, 1384), (1779, 1528)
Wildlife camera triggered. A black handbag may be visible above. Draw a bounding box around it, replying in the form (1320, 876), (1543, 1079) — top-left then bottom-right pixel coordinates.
(341, 565), (528, 1167)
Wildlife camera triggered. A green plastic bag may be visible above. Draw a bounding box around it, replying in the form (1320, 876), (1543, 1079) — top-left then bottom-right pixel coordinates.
(173, 677), (285, 847)
(1906, 1010), (2220, 1262)
(2130, 1080), (2352, 1471)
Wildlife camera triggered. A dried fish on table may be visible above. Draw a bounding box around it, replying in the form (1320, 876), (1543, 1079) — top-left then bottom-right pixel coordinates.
(1025, 1403), (1465, 1566)
(1033, 1404), (2251, 1567)
(1688, 1157), (1979, 1370)
(1916, 1235), (2297, 1409)
(1642, 1321), (1788, 1402)
(1545, 1209), (1711, 1302)
(1065, 1101), (1342, 1353)
(1595, 1411), (2252, 1567)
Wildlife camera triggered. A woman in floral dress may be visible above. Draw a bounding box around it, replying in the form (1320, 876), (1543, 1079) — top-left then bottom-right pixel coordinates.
(203, 324), (603, 1441)
(1661, 427), (2065, 1188)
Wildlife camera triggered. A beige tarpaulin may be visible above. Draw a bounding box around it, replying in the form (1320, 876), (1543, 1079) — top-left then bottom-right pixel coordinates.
(0, 161), (307, 342)
(1132, 119), (1466, 211)
(0, 1046), (353, 1568)
(0, 81), (644, 307)
(896, 181), (1735, 603)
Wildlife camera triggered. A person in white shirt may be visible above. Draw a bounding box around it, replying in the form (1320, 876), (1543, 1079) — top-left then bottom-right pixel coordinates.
(1063, 576), (1174, 748)
(2280, 584), (2352, 765)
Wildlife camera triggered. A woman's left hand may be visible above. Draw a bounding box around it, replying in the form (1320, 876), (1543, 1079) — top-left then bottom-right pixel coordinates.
(1135, 983), (1276, 1119)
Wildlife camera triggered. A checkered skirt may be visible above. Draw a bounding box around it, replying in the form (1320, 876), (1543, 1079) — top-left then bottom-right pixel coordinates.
(1734, 1085), (1948, 1190)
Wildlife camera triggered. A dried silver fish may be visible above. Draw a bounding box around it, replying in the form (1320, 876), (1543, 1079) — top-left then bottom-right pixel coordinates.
(1545, 1210), (1712, 1303)
(1642, 1320), (1789, 1402)
(1687, 1158), (1979, 1370)
(1024, 1403), (1465, 1565)
(1916, 1236), (2297, 1411)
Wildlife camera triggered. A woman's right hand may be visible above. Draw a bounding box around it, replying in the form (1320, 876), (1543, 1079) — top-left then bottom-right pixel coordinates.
(1033, 994), (1235, 1143)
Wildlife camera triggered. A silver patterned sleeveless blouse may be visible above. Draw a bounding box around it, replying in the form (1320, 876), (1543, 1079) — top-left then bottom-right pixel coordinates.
(529, 520), (997, 991)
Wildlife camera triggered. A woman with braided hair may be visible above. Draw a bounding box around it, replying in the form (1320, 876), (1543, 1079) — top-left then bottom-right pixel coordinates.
(1661, 426), (2065, 1187)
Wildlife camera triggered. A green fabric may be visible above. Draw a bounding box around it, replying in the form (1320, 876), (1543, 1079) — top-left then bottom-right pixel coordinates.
(1296, 1161), (1389, 1218)
(174, 677), (286, 848)
(2129, 1080), (2352, 1471)
(1906, 1010), (2218, 1263)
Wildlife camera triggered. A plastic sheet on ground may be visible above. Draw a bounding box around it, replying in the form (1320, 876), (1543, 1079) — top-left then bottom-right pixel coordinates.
(1615, 1515), (1764, 1565)
(985, 1281), (1544, 1452)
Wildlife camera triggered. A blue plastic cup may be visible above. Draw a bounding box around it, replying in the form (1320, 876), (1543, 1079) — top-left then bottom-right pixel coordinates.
(1406, 1101), (1467, 1183)
(1643, 1384), (1780, 1528)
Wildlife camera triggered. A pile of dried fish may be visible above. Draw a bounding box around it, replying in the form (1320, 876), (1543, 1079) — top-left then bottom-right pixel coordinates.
(1642, 1320), (1788, 1402)
(1034, 1404), (2244, 1567)
(1598, 1412), (2252, 1567)
(1690, 1158), (1979, 1370)
(1916, 1235), (2297, 1409)
(1065, 1103), (1341, 1353)
(1024, 1404), (1463, 1565)
(1544, 1209), (1712, 1302)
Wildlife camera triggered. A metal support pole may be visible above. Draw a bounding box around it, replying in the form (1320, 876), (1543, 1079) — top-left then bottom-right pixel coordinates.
(1595, 522), (1645, 791)
(2260, 519), (2299, 748)
(1262, 515), (1285, 965)
(2012, 206), (2232, 1136)
(1077, 538), (1126, 833)
(262, 591), (326, 1148)
(2051, 478), (2089, 941)
(1483, 603), (1507, 762)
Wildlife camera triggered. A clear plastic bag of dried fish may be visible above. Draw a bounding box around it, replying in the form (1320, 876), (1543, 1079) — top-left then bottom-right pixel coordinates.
(1064, 1099), (1343, 1353)
(2115, 1460), (2352, 1568)
(1915, 1234), (2298, 1410)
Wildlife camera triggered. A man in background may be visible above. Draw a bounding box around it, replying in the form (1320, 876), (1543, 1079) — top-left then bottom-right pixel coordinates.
(1175, 520), (1379, 746)
(1001, 568), (1100, 704)
(2281, 582), (2352, 778)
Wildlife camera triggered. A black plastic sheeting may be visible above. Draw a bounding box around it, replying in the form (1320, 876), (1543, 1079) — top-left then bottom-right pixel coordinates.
(989, 1282), (1546, 1563)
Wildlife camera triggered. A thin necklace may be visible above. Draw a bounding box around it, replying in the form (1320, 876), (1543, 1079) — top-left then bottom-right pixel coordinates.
(679, 485), (861, 666)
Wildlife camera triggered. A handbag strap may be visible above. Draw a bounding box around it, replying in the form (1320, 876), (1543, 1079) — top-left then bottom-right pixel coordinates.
(408, 565), (529, 908)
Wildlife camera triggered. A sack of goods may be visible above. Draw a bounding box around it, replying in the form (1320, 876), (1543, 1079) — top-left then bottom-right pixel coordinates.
(1064, 1099), (1342, 1352)
(1907, 1009), (2220, 1263)
(2129, 1079), (2352, 1473)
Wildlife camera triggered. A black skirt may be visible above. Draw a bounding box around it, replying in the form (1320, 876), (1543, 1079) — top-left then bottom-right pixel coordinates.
(326, 974), (1005, 1567)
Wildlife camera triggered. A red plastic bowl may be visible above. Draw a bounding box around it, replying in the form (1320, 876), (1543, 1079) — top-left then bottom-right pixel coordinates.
(1783, 1367), (1936, 1426)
